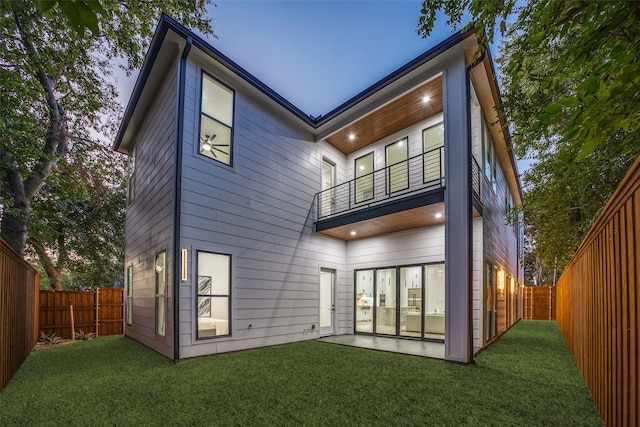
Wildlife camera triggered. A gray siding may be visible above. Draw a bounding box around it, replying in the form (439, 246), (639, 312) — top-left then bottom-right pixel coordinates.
(178, 60), (347, 358)
(124, 59), (179, 358)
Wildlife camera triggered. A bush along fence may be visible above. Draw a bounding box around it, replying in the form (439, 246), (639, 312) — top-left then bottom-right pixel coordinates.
(556, 154), (639, 427)
(522, 286), (556, 320)
(39, 288), (123, 339)
(0, 238), (40, 391)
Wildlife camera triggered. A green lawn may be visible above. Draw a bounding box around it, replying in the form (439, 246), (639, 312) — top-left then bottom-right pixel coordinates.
(1, 320), (602, 426)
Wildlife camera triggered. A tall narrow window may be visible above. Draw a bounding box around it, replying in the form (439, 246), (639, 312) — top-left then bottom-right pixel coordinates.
(485, 263), (497, 342)
(155, 252), (166, 337)
(125, 265), (133, 326)
(354, 152), (374, 203)
(197, 252), (231, 339)
(128, 146), (136, 204)
(320, 159), (335, 218)
(200, 73), (234, 165)
(386, 138), (408, 193)
(423, 122), (444, 183)
(483, 121), (497, 192)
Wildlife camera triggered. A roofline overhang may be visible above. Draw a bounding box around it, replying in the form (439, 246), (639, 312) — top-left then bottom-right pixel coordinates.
(112, 15), (523, 201)
(113, 14), (468, 152)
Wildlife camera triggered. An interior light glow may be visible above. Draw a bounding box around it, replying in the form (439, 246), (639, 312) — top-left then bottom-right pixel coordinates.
(349, 134), (355, 140)
(359, 165), (365, 171)
(422, 95), (430, 103)
(202, 142), (212, 151)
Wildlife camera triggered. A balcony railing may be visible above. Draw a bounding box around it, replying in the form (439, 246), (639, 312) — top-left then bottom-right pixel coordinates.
(316, 147), (483, 222)
(316, 147), (445, 221)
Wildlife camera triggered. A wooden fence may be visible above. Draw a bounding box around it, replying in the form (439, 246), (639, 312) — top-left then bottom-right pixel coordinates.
(39, 288), (123, 339)
(0, 238), (40, 391)
(556, 155), (639, 427)
(522, 286), (556, 320)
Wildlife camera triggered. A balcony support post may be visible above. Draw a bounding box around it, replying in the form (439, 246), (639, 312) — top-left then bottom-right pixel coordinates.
(443, 51), (473, 363)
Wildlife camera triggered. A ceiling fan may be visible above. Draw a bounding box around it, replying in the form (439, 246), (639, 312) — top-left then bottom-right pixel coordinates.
(200, 133), (229, 157)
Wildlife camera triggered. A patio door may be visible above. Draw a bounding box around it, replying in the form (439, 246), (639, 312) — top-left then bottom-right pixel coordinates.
(319, 269), (335, 336)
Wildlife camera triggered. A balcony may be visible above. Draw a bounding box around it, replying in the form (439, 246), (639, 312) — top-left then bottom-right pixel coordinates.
(314, 148), (482, 240)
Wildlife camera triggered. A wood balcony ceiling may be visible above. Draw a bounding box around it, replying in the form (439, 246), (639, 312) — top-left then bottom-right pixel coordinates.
(317, 201), (481, 241)
(325, 75), (443, 155)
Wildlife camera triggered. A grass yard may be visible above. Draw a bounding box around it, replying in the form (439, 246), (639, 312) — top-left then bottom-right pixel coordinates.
(1, 320), (602, 426)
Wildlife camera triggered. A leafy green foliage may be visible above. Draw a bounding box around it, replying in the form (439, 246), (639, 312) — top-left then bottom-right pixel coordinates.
(0, 2), (212, 280)
(419, 0), (640, 272)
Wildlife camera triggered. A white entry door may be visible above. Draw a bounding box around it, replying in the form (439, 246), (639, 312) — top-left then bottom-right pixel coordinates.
(319, 269), (335, 336)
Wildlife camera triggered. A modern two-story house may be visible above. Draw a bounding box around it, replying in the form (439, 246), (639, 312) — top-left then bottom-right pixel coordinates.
(113, 14), (524, 364)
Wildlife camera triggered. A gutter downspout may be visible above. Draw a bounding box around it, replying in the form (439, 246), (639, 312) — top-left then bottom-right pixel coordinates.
(173, 36), (192, 364)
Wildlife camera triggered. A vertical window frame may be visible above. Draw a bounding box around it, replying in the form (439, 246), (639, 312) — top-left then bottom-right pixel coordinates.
(385, 137), (409, 194)
(198, 71), (235, 167)
(125, 264), (133, 326)
(155, 251), (167, 337)
(127, 145), (136, 204)
(196, 251), (232, 340)
(354, 151), (375, 204)
(422, 122), (445, 184)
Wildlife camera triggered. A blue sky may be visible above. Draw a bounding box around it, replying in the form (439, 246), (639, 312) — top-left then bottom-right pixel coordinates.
(118, 1), (475, 117)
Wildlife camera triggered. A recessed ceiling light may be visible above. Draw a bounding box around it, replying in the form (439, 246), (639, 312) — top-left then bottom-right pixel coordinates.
(422, 96), (430, 103)
(349, 134), (355, 140)
(350, 231), (357, 236)
(435, 213), (443, 218)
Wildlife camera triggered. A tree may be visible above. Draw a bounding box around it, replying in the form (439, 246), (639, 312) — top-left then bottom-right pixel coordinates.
(418, 0), (640, 270)
(27, 141), (126, 290)
(0, 0), (213, 256)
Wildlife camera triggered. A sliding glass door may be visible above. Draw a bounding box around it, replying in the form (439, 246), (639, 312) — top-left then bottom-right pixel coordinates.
(400, 266), (422, 337)
(355, 263), (445, 341)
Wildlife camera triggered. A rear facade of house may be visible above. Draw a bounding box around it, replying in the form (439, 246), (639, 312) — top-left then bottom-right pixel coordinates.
(114, 15), (524, 363)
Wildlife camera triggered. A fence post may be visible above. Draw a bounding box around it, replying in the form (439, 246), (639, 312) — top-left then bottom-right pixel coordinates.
(95, 288), (99, 338)
(70, 305), (75, 341)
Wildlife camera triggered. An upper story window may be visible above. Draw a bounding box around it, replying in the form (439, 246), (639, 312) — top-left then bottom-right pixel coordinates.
(483, 121), (497, 192)
(127, 146), (136, 204)
(354, 152), (374, 203)
(423, 122), (444, 183)
(386, 138), (408, 193)
(200, 72), (234, 166)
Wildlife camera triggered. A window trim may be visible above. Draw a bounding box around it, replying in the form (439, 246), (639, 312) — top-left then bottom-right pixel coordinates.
(422, 122), (445, 184)
(354, 151), (375, 204)
(125, 264), (133, 326)
(198, 70), (235, 167)
(196, 250), (232, 340)
(385, 137), (409, 194)
(155, 251), (167, 337)
(127, 145), (136, 204)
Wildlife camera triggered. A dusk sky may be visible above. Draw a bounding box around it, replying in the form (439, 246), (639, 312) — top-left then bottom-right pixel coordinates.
(118, 1), (477, 117)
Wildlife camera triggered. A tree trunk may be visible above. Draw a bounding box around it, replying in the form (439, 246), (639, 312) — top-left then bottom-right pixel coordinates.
(0, 191), (30, 256)
(29, 237), (63, 291)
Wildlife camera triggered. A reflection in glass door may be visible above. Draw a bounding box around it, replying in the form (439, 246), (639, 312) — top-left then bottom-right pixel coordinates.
(400, 266), (422, 337)
(355, 270), (374, 333)
(376, 268), (396, 335)
(424, 264), (445, 339)
(355, 263), (445, 342)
